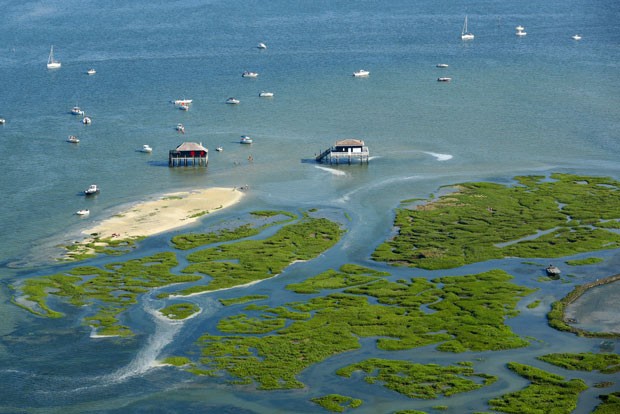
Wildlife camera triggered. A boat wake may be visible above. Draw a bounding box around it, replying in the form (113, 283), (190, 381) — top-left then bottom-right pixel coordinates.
(315, 166), (348, 176)
(336, 175), (422, 203)
(423, 151), (453, 161)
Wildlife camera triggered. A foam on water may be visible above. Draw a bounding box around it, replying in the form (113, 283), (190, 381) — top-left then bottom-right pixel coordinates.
(100, 306), (182, 384)
(314, 165), (348, 176)
(422, 151), (453, 161)
(335, 174), (423, 203)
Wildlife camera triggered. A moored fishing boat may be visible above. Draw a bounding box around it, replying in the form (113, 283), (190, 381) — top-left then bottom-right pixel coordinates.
(84, 184), (99, 196)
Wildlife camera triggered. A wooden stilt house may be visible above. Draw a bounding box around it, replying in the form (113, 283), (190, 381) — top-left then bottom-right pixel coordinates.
(316, 139), (369, 164)
(169, 142), (208, 167)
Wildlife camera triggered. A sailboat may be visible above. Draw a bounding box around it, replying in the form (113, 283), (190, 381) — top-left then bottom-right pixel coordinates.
(47, 45), (61, 69)
(461, 15), (474, 40)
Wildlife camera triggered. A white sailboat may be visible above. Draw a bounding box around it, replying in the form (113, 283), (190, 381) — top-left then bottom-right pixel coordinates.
(461, 16), (474, 40)
(47, 45), (61, 69)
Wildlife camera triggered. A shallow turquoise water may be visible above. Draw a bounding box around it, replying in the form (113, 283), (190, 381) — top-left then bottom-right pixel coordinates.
(0, 1), (619, 412)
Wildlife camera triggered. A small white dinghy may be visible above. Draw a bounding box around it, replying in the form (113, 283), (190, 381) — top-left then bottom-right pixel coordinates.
(76, 209), (90, 216)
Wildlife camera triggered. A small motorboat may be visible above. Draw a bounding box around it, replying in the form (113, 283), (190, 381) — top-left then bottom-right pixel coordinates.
(82, 116), (92, 124)
(76, 209), (90, 216)
(437, 77), (452, 82)
(436, 63), (449, 68)
(216, 146), (223, 152)
(71, 106), (84, 116)
(226, 97), (240, 105)
(572, 34), (582, 40)
(67, 135), (80, 143)
(353, 69), (370, 77)
(240, 135), (253, 144)
(176, 123), (185, 133)
(172, 99), (193, 106)
(515, 25), (527, 36)
(0, 118), (6, 125)
(86, 68), (96, 75)
(242, 71), (259, 78)
(546, 265), (561, 278)
(139, 144), (153, 153)
(259, 91), (274, 97)
(257, 42), (267, 49)
(84, 184), (99, 196)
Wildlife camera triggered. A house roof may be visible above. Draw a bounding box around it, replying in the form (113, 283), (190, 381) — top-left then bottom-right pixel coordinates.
(174, 142), (208, 152)
(335, 138), (365, 147)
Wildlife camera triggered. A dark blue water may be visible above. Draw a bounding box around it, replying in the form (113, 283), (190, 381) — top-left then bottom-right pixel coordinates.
(1, 1), (619, 412)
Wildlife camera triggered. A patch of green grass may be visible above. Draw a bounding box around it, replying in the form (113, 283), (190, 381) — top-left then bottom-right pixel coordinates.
(593, 392), (620, 414)
(488, 362), (588, 413)
(171, 211), (297, 250)
(565, 257), (604, 266)
(526, 300), (541, 309)
(311, 394), (362, 412)
(537, 353), (620, 374)
(219, 295), (269, 306)
(162, 356), (192, 366)
(160, 302), (200, 320)
(373, 174), (620, 269)
(15, 252), (201, 335)
(62, 235), (144, 261)
(287, 264), (388, 294)
(337, 358), (496, 399)
(179, 269), (532, 389)
(250, 210), (296, 218)
(217, 314), (287, 334)
(171, 224), (261, 250)
(171, 217), (344, 296)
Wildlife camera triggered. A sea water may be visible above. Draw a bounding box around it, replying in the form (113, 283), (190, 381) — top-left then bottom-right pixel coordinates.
(0, 1), (619, 412)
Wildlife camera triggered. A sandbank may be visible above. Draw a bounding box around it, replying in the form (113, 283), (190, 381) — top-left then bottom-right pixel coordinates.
(82, 187), (243, 240)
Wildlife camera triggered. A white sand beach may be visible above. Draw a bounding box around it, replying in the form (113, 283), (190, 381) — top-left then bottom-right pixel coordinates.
(81, 187), (243, 240)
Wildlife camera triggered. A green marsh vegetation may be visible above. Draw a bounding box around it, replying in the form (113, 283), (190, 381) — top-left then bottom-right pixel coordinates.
(593, 392), (620, 414)
(62, 235), (144, 261)
(373, 174), (620, 269)
(219, 295), (269, 306)
(393, 411), (427, 414)
(171, 216), (343, 296)
(488, 362), (587, 413)
(537, 353), (620, 374)
(159, 302), (200, 320)
(170, 267), (533, 389)
(286, 264), (389, 294)
(15, 252), (201, 336)
(16, 212), (342, 336)
(171, 210), (296, 250)
(565, 257), (604, 266)
(311, 394), (362, 412)
(336, 358), (497, 399)
(162, 356), (192, 366)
